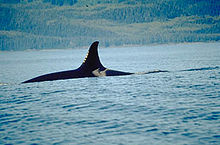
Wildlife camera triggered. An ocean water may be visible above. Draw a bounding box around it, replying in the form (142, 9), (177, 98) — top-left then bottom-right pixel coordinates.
(0, 42), (220, 145)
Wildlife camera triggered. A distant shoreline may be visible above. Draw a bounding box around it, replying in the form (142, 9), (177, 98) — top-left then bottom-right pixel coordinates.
(1, 1), (219, 51)
(1, 41), (219, 52)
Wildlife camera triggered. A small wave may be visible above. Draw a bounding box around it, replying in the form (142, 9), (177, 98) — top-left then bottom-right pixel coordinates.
(136, 66), (219, 75)
(136, 70), (169, 75)
(182, 66), (219, 72)
(145, 128), (159, 132)
(0, 82), (8, 86)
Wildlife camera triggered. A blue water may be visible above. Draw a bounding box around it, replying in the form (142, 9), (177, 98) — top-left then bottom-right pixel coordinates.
(0, 43), (220, 145)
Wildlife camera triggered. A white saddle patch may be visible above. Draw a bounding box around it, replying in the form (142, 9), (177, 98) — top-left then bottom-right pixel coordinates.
(92, 68), (108, 77)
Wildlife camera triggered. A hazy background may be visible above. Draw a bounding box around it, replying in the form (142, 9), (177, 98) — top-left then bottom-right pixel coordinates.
(0, 0), (219, 51)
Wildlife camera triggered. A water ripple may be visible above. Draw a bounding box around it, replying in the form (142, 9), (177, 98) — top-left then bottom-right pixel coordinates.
(1, 43), (219, 144)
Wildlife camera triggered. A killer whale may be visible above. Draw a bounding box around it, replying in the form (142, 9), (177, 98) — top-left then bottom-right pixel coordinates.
(22, 41), (133, 83)
(21, 41), (220, 84)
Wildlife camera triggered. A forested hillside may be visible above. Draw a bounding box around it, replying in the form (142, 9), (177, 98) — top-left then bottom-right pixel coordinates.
(0, 0), (219, 50)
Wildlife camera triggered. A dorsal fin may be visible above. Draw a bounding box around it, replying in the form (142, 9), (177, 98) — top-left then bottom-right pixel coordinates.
(79, 41), (106, 71)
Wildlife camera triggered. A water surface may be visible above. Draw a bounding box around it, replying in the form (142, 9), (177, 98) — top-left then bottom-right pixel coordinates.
(0, 43), (220, 144)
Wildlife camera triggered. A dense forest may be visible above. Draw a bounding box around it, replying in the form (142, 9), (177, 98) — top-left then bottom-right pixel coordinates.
(0, 0), (219, 50)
